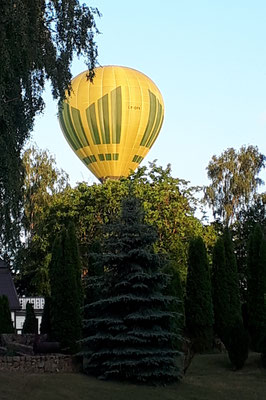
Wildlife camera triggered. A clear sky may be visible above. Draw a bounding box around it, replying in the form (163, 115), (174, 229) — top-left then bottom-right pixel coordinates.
(31, 0), (266, 189)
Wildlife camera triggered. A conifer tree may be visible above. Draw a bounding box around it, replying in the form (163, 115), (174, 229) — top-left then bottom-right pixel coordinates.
(162, 261), (184, 349)
(212, 230), (248, 369)
(0, 295), (14, 334)
(212, 236), (229, 341)
(49, 222), (82, 353)
(22, 302), (38, 334)
(83, 197), (182, 384)
(247, 224), (266, 350)
(40, 297), (52, 337)
(223, 229), (242, 326)
(185, 237), (214, 352)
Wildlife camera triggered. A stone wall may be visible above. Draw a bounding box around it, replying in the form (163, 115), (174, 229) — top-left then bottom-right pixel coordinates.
(0, 354), (81, 373)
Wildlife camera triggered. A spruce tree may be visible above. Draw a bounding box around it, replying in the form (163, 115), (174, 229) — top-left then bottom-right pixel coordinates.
(0, 295), (14, 334)
(185, 237), (214, 352)
(83, 197), (182, 384)
(49, 222), (82, 353)
(247, 224), (266, 350)
(22, 302), (38, 334)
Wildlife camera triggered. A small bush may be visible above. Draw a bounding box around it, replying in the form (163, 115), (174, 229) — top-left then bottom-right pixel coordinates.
(22, 302), (38, 334)
(0, 295), (14, 333)
(227, 322), (249, 370)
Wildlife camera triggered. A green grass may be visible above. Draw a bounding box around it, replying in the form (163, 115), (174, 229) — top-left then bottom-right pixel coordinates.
(1, 353), (266, 400)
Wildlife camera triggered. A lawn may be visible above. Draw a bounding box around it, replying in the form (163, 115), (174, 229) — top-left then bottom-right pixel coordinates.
(1, 352), (265, 400)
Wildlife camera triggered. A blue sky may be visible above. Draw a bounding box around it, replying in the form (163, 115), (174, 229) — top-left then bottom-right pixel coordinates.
(31, 0), (266, 189)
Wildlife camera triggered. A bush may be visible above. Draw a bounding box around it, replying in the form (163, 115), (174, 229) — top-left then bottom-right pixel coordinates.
(0, 295), (14, 333)
(22, 302), (38, 334)
(227, 322), (249, 370)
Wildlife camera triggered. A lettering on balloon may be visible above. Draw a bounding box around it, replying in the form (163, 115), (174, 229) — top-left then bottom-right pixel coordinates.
(128, 105), (141, 110)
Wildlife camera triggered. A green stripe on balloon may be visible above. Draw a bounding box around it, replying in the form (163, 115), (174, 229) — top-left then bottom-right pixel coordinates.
(140, 90), (157, 147)
(98, 94), (110, 144)
(71, 107), (90, 147)
(61, 103), (83, 150)
(111, 86), (122, 144)
(146, 100), (163, 148)
(149, 111), (164, 149)
(86, 103), (101, 145)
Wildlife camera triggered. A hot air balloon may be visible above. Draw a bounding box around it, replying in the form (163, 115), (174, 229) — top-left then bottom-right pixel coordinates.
(58, 65), (164, 182)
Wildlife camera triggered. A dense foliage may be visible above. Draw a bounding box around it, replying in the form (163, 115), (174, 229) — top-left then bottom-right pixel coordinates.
(17, 161), (216, 296)
(83, 197), (182, 384)
(22, 302), (38, 334)
(16, 145), (69, 296)
(0, 295), (14, 334)
(212, 230), (249, 368)
(247, 224), (266, 351)
(212, 230), (242, 346)
(0, 0), (99, 258)
(185, 237), (214, 351)
(49, 221), (82, 353)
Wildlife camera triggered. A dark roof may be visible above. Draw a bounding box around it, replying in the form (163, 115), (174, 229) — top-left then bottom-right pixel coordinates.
(0, 259), (20, 310)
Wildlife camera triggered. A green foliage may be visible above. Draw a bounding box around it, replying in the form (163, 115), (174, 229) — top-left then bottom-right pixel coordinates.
(49, 221), (82, 353)
(232, 195), (266, 300)
(227, 322), (249, 370)
(212, 237), (228, 337)
(0, 295), (14, 334)
(22, 145), (69, 239)
(22, 302), (38, 334)
(83, 197), (182, 384)
(15, 145), (69, 296)
(204, 146), (265, 226)
(185, 237), (214, 352)
(212, 229), (242, 348)
(0, 1), (99, 258)
(247, 224), (266, 351)
(27, 162), (216, 291)
(162, 260), (184, 348)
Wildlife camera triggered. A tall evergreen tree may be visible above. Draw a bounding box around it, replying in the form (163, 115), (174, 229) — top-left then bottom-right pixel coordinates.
(40, 296), (52, 337)
(212, 236), (229, 340)
(49, 221), (82, 353)
(212, 230), (243, 342)
(223, 229), (242, 325)
(185, 237), (214, 352)
(247, 224), (266, 350)
(22, 302), (38, 334)
(83, 197), (182, 384)
(0, 295), (14, 334)
(212, 230), (248, 369)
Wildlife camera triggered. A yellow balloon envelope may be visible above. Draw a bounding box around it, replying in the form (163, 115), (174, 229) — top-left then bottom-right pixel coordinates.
(58, 65), (164, 182)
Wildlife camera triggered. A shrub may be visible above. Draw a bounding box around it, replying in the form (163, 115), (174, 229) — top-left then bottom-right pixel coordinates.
(0, 295), (14, 333)
(22, 302), (38, 334)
